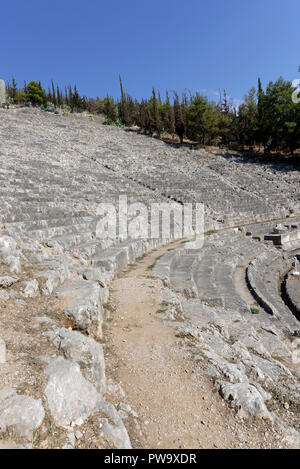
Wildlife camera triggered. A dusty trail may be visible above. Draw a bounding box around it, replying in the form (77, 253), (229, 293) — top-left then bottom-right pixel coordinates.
(103, 242), (281, 449)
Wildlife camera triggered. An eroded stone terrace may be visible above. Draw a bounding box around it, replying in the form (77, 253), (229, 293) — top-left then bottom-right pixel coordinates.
(0, 106), (299, 449)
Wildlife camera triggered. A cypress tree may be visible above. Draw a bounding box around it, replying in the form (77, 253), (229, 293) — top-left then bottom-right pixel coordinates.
(152, 88), (162, 137)
(68, 86), (74, 111)
(103, 95), (117, 121)
(11, 77), (17, 101)
(73, 84), (80, 109)
(139, 99), (151, 134)
(165, 91), (175, 136)
(257, 77), (264, 150)
(57, 85), (63, 107)
(158, 89), (162, 105)
(47, 87), (52, 103)
(64, 86), (69, 106)
(119, 75), (129, 125)
(51, 80), (57, 107)
(173, 92), (185, 144)
(23, 81), (29, 102)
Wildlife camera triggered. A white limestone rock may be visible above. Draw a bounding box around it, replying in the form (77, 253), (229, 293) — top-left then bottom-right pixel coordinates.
(0, 339), (6, 364)
(56, 280), (103, 336)
(0, 236), (17, 259)
(218, 381), (272, 420)
(0, 387), (45, 439)
(21, 279), (39, 298)
(0, 290), (9, 300)
(0, 276), (19, 288)
(0, 236), (22, 273)
(7, 256), (21, 274)
(49, 327), (106, 393)
(44, 357), (99, 428)
(98, 398), (132, 449)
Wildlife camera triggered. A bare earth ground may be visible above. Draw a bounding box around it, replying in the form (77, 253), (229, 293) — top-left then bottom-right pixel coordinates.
(104, 242), (293, 449)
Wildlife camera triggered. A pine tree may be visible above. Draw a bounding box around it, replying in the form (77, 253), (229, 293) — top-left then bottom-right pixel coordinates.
(27, 81), (45, 106)
(222, 90), (229, 114)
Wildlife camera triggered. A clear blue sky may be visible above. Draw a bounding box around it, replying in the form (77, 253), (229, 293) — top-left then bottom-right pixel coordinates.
(1, 0), (299, 104)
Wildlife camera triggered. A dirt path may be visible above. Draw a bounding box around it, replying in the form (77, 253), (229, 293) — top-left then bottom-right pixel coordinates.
(103, 242), (286, 449)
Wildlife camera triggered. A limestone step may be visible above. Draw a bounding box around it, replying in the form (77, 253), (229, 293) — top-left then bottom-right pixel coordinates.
(91, 240), (147, 274)
(71, 239), (115, 260)
(27, 220), (97, 243)
(154, 248), (184, 281)
(0, 215), (93, 233)
(283, 240), (300, 252)
(169, 253), (200, 293)
(0, 208), (88, 224)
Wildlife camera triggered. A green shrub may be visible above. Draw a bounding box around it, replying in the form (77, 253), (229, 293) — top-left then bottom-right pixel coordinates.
(27, 81), (45, 106)
(103, 117), (124, 127)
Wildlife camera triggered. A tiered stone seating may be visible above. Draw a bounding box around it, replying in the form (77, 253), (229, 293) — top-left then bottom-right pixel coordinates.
(156, 230), (266, 313)
(0, 107), (299, 332)
(285, 273), (300, 320)
(246, 251), (299, 331)
(156, 223), (300, 336)
(0, 107), (300, 446)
